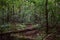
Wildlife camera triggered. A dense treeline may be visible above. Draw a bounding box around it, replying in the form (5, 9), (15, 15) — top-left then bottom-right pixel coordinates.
(0, 0), (60, 40)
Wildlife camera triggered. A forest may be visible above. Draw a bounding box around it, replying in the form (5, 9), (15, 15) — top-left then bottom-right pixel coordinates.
(0, 0), (60, 40)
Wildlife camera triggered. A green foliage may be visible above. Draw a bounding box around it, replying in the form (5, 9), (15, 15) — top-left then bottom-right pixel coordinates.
(0, 0), (59, 40)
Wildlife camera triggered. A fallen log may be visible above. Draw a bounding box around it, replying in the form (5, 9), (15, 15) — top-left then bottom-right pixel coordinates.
(0, 27), (37, 35)
(0, 27), (40, 40)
